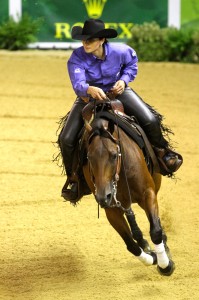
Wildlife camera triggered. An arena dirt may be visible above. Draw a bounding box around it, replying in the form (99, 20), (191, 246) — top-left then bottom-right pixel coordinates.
(0, 50), (198, 300)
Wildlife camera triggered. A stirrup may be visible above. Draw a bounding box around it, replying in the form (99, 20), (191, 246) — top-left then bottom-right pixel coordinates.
(154, 147), (183, 176)
(61, 175), (91, 204)
(61, 178), (78, 201)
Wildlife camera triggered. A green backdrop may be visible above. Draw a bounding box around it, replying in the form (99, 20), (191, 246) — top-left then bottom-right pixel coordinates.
(1, 1), (199, 44)
(21, 0), (168, 42)
(0, 0), (9, 22)
(3, 1), (199, 43)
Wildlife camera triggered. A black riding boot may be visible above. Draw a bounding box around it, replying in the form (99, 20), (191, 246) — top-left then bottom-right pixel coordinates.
(60, 146), (91, 202)
(60, 145), (79, 201)
(118, 88), (183, 175)
(143, 122), (183, 175)
(58, 98), (87, 201)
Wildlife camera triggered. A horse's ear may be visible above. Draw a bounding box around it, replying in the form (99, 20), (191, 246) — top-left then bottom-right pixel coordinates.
(108, 120), (114, 134)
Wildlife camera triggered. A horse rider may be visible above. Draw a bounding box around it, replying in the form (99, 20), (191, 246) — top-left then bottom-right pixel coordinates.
(58, 19), (183, 201)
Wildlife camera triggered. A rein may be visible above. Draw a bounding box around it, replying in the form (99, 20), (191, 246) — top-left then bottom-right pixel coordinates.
(105, 98), (133, 211)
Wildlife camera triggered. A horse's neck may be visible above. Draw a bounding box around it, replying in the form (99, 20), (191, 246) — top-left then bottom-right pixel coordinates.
(117, 128), (139, 153)
(117, 128), (144, 172)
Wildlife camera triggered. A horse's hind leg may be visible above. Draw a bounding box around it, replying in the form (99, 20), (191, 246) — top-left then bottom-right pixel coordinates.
(125, 209), (151, 253)
(105, 208), (156, 266)
(143, 188), (175, 276)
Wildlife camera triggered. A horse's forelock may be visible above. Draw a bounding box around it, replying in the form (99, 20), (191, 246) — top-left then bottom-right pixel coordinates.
(87, 119), (106, 144)
(91, 119), (107, 135)
(88, 118), (116, 145)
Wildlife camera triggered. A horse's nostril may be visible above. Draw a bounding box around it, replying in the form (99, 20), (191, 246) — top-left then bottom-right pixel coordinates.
(107, 193), (112, 201)
(95, 194), (112, 208)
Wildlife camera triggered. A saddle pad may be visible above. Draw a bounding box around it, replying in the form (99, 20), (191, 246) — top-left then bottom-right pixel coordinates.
(96, 111), (145, 149)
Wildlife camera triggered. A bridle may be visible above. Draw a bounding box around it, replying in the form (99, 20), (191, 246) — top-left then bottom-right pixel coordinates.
(88, 127), (121, 182)
(88, 125), (132, 215)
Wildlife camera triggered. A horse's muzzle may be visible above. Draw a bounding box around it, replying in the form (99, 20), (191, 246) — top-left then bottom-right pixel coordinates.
(95, 193), (113, 208)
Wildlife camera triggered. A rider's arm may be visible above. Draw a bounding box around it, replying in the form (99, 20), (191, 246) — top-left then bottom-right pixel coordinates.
(119, 46), (138, 86)
(67, 61), (106, 100)
(67, 61), (89, 97)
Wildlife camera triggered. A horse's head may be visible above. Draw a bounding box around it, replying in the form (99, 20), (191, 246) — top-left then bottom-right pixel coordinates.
(85, 118), (121, 208)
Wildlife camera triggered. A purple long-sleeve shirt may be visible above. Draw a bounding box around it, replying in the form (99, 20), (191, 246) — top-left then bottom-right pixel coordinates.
(67, 42), (138, 97)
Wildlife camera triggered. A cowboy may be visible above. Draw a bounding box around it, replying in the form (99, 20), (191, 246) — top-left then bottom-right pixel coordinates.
(58, 19), (182, 201)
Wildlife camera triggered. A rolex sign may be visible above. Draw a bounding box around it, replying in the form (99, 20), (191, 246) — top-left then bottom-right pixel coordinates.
(22, 0), (168, 43)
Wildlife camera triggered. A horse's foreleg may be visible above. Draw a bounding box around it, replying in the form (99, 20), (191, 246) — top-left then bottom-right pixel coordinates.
(143, 188), (175, 276)
(105, 208), (156, 266)
(125, 208), (151, 253)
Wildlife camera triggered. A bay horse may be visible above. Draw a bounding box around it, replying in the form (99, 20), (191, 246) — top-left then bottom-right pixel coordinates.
(81, 100), (175, 276)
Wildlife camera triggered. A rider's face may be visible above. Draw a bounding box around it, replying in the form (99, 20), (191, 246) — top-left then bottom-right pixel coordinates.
(82, 38), (104, 54)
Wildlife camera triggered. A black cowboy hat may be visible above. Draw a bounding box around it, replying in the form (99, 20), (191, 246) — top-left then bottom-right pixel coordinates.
(71, 19), (118, 40)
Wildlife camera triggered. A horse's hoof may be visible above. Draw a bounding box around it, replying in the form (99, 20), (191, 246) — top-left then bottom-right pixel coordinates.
(157, 260), (175, 276)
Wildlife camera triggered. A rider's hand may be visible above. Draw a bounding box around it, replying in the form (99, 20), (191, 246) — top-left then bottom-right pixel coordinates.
(111, 80), (125, 95)
(87, 86), (107, 101)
